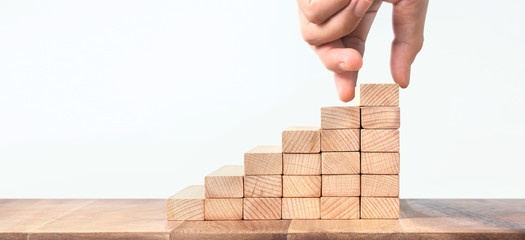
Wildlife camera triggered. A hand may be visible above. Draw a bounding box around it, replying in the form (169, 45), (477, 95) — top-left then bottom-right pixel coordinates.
(297, 0), (429, 102)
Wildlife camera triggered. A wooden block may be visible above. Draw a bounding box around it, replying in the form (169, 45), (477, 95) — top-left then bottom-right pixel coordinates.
(205, 165), (244, 198)
(321, 129), (360, 152)
(322, 175), (360, 197)
(167, 185), (205, 221)
(282, 126), (321, 153)
(243, 198), (282, 220)
(282, 198), (320, 219)
(244, 175), (282, 198)
(322, 152), (360, 174)
(361, 152), (400, 174)
(361, 129), (399, 152)
(360, 197), (400, 219)
(244, 146), (282, 175)
(205, 198), (243, 220)
(361, 107), (400, 129)
(321, 197), (359, 219)
(283, 153), (321, 175)
(360, 83), (399, 106)
(320, 106), (360, 129)
(283, 176), (321, 197)
(361, 175), (399, 197)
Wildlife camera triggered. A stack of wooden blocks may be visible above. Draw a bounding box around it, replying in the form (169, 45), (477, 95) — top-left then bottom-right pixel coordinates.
(167, 83), (400, 221)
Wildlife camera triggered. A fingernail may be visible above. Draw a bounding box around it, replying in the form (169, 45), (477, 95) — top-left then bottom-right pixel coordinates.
(354, 0), (372, 17)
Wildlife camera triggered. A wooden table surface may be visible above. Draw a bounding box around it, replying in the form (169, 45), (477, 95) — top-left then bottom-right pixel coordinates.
(1, 199), (524, 240)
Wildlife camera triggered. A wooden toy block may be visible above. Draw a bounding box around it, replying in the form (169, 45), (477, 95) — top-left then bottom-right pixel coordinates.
(361, 129), (399, 152)
(321, 197), (359, 219)
(243, 198), (282, 220)
(244, 146), (282, 175)
(359, 83), (399, 106)
(282, 126), (321, 153)
(205, 165), (244, 198)
(282, 198), (320, 219)
(360, 107), (400, 129)
(244, 175), (282, 198)
(320, 106), (360, 129)
(361, 152), (400, 174)
(360, 197), (400, 219)
(361, 175), (399, 197)
(167, 185), (205, 221)
(321, 175), (360, 197)
(321, 129), (360, 152)
(283, 175), (321, 197)
(205, 198), (243, 220)
(322, 152), (360, 174)
(283, 153), (321, 175)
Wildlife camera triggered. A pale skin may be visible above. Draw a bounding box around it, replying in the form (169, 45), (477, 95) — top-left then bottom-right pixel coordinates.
(297, 0), (429, 102)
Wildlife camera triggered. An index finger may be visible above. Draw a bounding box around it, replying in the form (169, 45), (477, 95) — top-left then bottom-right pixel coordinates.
(297, 0), (350, 24)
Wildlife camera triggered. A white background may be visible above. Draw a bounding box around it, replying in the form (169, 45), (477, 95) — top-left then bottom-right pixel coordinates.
(1, 1), (524, 198)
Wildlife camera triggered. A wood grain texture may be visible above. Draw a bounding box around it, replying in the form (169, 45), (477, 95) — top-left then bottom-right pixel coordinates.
(244, 146), (282, 175)
(244, 175), (282, 198)
(321, 129), (360, 152)
(243, 198), (282, 220)
(283, 153), (321, 175)
(282, 198), (320, 219)
(321, 197), (360, 219)
(359, 83), (399, 106)
(205, 165), (244, 198)
(361, 107), (400, 129)
(167, 185), (205, 221)
(282, 126), (321, 153)
(320, 106), (360, 129)
(360, 129), (399, 152)
(283, 176), (321, 197)
(322, 152), (360, 174)
(360, 197), (400, 219)
(322, 175), (360, 197)
(205, 199), (243, 220)
(361, 175), (399, 197)
(361, 152), (400, 174)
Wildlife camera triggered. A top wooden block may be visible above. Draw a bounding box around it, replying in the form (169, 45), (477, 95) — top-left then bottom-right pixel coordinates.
(282, 126), (321, 153)
(167, 185), (205, 221)
(244, 146), (282, 175)
(360, 84), (399, 106)
(321, 106), (360, 129)
(205, 165), (244, 198)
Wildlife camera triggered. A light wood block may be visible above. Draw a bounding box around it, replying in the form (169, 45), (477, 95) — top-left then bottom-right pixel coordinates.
(283, 153), (321, 175)
(244, 146), (282, 175)
(361, 152), (400, 174)
(167, 185), (205, 221)
(243, 198), (282, 220)
(361, 175), (399, 197)
(360, 83), (399, 106)
(322, 175), (360, 197)
(205, 198), (243, 220)
(361, 107), (400, 129)
(282, 198), (320, 219)
(320, 106), (360, 129)
(321, 197), (359, 219)
(361, 129), (399, 152)
(321, 129), (360, 152)
(361, 197), (400, 219)
(322, 152), (360, 174)
(205, 165), (244, 198)
(283, 176), (321, 197)
(282, 126), (321, 153)
(244, 175), (282, 198)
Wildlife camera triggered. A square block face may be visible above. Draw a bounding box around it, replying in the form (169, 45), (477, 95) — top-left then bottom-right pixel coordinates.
(282, 198), (320, 219)
(361, 129), (399, 152)
(361, 152), (400, 174)
(167, 185), (205, 221)
(322, 152), (360, 174)
(243, 198), (282, 220)
(205, 165), (244, 198)
(244, 175), (282, 198)
(361, 107), (400, 129)
(244, 146), (282, 175)
(283, 153), (321, 175)
(322, 175), (360, 197)
(282, 126), (321, 153)
(321, 129), (360, 152)
(283, 176), (321, 197)
(205, 198), (243, 220)
(321, 197), (359, 219)
(321, 106), (360, 129)
(360, 84), (399, 106)
(360, 197), (400, 219)
(361, 175), (399, 197)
